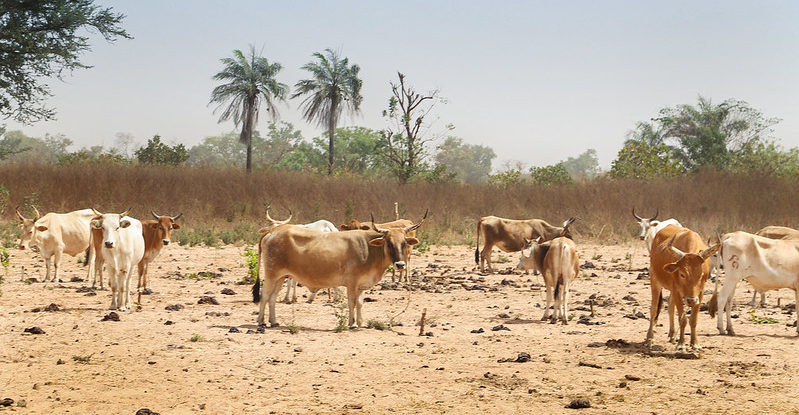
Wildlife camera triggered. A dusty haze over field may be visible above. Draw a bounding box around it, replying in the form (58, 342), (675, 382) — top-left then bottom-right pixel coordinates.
(6, 0), (799, 169)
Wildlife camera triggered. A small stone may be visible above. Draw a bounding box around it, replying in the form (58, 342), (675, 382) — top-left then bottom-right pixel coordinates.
(24, 327), (45, 334)
(470, 328), (484, 334)
(618, 381), (627, 388)
(491, 324), (511, 331)
(165, 304), (184, 311)
(141, 287), (154, 295)
(136, 409), (160, 415)
(566, 398), (591, 409)
(56, 359), (65, 365)
(294, 347), (303, 352)
(198, 296), (219, 305)
(228, 327), (240, 333)
(220, 288), (236, 295)
(101, 312), (120, 322)
(164, 320), (174, 325)
(624, 374), (641, 381)
(0, 398), (13, 406)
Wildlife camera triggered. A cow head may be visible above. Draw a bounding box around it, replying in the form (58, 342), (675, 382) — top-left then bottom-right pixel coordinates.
(15, 206), (39, 250)
(559, 217), (576, 239)
(632, 208), (659, 240)
(91, 209), (131, 249)
(340, 219), (370, 231)
(367, 210), (427, 270)
(662, 236), (720, 305)
(150, 210), (182, 246)
(516, 237), (543, 271)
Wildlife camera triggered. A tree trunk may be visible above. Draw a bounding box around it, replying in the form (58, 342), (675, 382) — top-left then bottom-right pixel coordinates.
(242, 97), (255, 174)
(327, 99), (338, 176)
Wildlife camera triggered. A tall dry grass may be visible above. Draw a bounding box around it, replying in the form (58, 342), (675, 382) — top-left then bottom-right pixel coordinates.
(1, 163), (797, 245)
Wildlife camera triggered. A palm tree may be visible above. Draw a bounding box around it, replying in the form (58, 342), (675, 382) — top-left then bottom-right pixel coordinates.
(209, 46), (288, 173)
(292, 49), (362, 175)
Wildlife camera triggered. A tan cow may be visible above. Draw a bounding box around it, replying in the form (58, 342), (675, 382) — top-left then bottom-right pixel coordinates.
(253, 212), (426, 328)
(475, 216), (575, 273)
(340, 217), (417, 283)
(743, 226), (799, 307)
(709, 231), (799, 336)
(16, 207), (95, 282)
(646, 225), (719, 351)
(516, 236), (579, 324)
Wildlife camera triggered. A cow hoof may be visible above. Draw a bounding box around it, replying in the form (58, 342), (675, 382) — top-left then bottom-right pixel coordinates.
(668, 337), (676, 344)
(726, 329), (735, 336)
(676, 344), (687, 353)
(270, 322), (280, 328)
(349, 324), (359, 330)
(692, 344), (703, 351)
(561, 320), (568, 325)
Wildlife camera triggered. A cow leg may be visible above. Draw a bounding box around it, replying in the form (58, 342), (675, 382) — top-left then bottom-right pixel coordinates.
(118, 268), (130, 311)
(93, 254), (104, 289)
(760, 291), (766, 308)
(689, 303), (701, 350)
(87, 244), (96, 287)
(43, 256), (52, 283)
(645, 285), (663, 348)
(674, 298), (687, 351)
(542, 284), (553, 321)
(52, 249), (63, 282)
(794, 288), (799, 335)
(136, 262), (146, 305)
(346, 286), (358, 329)
(264, 277), (284, 327)
(283, 278), (294, 304)
(667, 294), (676, 343)
(108, 270), (119, 310)
(355, 289), (366, 328)
(716, 280), (738, 335)
(561, 277), (570, 325)
(306, 289), (317, 304)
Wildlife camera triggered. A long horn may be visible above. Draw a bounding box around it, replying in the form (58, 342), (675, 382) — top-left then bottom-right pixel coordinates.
(403, 208), (429, 233)
(265, 205), (274, 222)
(172, 213), (183, 221)
(632, 208), (643, 221)
(151, 210), (161, 220)
(15, 206), (25, 222)
(92, 208), (102, 216)
(651, 208), (659, 221)
(667, 235), (686, 259)
(33, 206), (41, 220)
(562, 217), (576, 228)
(119, 208), (131, 218)
(370, 213), (389, 233)
(266, 205), (291, 225)
(699, 243), (721, 260)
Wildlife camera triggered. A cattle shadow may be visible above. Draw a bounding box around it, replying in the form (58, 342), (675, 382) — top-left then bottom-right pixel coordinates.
(588, 338), (704, 359)
(212, 324), (340, 334)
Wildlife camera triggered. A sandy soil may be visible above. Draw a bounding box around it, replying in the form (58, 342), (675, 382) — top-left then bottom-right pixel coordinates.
(1, 241), (798, 414)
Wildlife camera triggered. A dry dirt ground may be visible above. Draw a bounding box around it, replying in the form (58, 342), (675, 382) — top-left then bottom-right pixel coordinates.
(1, 241), (799, 414)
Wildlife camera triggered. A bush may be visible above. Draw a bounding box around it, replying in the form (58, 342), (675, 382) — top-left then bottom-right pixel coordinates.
(529, 163), (573, 186)
(135, 135), (189, 166)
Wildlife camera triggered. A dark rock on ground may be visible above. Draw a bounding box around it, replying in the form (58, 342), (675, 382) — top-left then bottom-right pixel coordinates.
(165, 304), (184, 311)
(198, 296), (219, 305)
(136, 409), (160, 415)
(0, 398), (13, 407)
(470, 328), (484, 334)
(491, 324), (511, 331)
(101, 312), (120, 322)
(23, 327), (45, 334)
(228, 327), (240, 333)
(220, 288), (236, 295)
(566, 399), (591, 409)
(141, 288), (154, 295)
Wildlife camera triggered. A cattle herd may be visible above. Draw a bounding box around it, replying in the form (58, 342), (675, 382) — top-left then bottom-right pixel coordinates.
(13, 205), (799, 354)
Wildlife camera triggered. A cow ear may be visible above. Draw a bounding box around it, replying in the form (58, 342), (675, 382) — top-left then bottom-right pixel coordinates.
(339, 224), (349, 230)
(120, 220), (131, 228)
(91, 220), (102, 229)
(663, 263), (679, 273)
(368, 238), (385, 246)
(36, 225), (48, 232)
(172, 223), (181, 230)
(405, 237), (419, 246)
(360, 225), (371, 230)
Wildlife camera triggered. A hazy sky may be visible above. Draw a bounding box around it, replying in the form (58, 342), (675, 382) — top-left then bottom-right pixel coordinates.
(6, 1), (799, 169)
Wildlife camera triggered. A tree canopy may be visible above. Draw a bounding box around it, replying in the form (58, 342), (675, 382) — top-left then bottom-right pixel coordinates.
(0, 0), (130, 123)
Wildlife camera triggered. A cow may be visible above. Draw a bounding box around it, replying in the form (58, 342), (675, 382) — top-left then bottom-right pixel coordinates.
(91, 209), (145, 311)
(283, 218), (339, 304)
(646, 225), (719, 351)
(516, 236), (579, 324)
(474, 216), (575, 273)
(341, 217), (417, 283)
(136, 211), (182, 303)
(709, 231), (799, 336)
(253, 211), (426, 329)
(16, 207), (94, 283)
(632, 208), (683, 252)
(742, 226), (799, 307)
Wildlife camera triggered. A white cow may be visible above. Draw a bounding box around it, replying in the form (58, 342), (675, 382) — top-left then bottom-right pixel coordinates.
(16, 207), (94, 282)
(91, 210), (145, 311)
(709, 231), (799, 336)
(632, 209), (683, 252)
(283, 219), (339, 304)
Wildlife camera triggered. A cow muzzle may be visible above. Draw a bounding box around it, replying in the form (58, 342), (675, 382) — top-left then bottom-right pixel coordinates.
(685, 297), (699, 305)
(17, 244), (25, 250)
(162, 239), (170, 246)
(104, 241), (115, 248)
(394, 261), (406, 270)
(639, 236), (645, 241)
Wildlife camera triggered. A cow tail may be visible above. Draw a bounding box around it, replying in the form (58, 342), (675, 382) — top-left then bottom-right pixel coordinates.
(554, 275), (562, 299)
(252, 239), (263, 303)
(708, 239), (724, 317)
(83, 247), (90, 266)
(654, 292), (663, 321)
(474, 218), (482, 264)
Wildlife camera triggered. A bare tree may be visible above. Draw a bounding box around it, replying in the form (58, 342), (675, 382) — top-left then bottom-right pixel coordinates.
(380, 72), (445, 183)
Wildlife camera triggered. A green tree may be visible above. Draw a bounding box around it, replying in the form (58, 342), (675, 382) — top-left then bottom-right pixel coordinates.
(561, 149), (599, 180)
(0, 127), (28, 159)
(728, 140), (799, 177)
(434, 136), (495, 183)
(530, 163), (573, 186)
(0, 130), (72, 162)
(0, 0), (130, 123)
(292, 48), (363, 176)
(651, 96), (780, 171)
(57, 145), (129, 165)
(209, 46), (288, 173)
(609, 140), (683, 179)
(255, 121), (304, 168)
(188, 132), (245, 168)
(135, 135), (188, 166)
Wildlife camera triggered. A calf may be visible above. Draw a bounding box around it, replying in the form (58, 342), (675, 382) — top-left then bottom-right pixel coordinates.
(136, 211), (182, 303)
(516, 236), (579, 324)
(647, 225), (719, 351)
(91, 210), (145, 311)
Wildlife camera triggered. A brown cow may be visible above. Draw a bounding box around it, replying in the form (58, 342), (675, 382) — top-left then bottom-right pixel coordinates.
(646, 225), (719, 351)
(253, 212), (426, 328)
(475, 216), (575, 273)
(516, 236), (579, 324)
(340, 217), (417, 283)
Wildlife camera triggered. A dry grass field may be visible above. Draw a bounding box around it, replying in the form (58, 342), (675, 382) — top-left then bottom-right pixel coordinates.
(1, 241), (799, 414)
